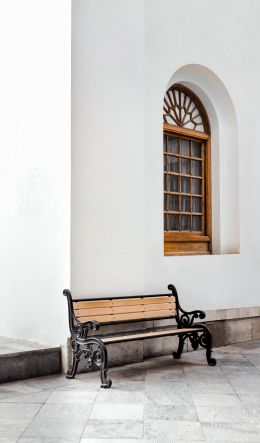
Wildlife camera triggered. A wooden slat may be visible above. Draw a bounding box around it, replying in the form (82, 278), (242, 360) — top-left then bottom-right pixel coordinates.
(102, 327), (203, 343)
(73, 300), (113, 310)
(74, 307), (114, 316)
(74, 302), (176, 319)
(77, 309), (176, 324)
(73, 296), (177, 324)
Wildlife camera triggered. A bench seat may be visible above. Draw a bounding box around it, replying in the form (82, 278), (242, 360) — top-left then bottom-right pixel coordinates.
(63, 284), (216, 388)
(101, 326), (204, 344)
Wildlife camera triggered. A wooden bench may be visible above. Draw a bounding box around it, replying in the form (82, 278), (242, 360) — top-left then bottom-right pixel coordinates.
(63, 284), (216, 388)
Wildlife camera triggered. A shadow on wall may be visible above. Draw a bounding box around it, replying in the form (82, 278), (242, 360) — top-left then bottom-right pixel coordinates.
(166, 64), (239, 255)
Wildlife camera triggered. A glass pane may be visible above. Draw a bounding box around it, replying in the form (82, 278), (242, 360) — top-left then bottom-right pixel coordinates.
(192, 215), (202, 231)
(191, 141), (201, 158)
(192, 197), (202, 213)
(192, 178), (202, 195)
(181, 158), (191, 175)
(181, 177), (190, 193)
(168, 214), (179, 231)
(181, 196), (190, 212)
(180, 139), (190, 156)
(180, 215), (191, 231)
(168, 194), (179, 211)
(164, 155), (167, 172)
(164, 194), (167, 211)
(164, 174), (167, 191)
(164, 213), (167, 230)
(192, 160), (202, 177)
(168, 137), (178, 154)
(168, 175), (178, 192)
(163, 135), (167, 152)
(168, 156), (179, 173)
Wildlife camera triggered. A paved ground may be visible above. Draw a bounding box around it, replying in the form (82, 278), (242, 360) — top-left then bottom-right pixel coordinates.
(0, 340), (260, 442)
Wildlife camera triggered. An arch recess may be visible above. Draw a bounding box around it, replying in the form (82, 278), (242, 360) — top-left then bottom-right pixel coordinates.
(166, 64), (239, 254)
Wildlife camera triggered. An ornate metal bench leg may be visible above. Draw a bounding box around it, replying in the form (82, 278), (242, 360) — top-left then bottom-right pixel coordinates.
(199, 327), (216, 366)
(66, 340), (80, 379)
(100, 342), (112, 389)
(173, 334), (185, 359)
(66, 354), (79, 379)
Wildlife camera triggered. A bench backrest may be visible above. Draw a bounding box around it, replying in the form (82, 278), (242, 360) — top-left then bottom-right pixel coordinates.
(72, 294), (177, 324)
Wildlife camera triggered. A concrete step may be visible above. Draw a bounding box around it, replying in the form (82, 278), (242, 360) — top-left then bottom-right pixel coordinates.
(0, 337), (61, 383)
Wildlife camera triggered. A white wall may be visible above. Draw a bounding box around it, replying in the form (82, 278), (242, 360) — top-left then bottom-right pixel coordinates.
(0, 0), (71, 345)
(72, 0), (260, 312)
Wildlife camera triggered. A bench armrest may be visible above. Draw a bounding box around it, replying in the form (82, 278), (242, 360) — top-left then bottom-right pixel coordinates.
(168, 284), (206, 328)
(63, 289), (100, 338)
(73, 320), (100, 340)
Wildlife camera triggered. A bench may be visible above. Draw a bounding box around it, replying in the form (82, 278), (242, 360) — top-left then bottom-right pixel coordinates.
(63, 284), (216, 388)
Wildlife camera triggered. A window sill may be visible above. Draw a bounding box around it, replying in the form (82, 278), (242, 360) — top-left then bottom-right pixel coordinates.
(164, 233), (211, 256)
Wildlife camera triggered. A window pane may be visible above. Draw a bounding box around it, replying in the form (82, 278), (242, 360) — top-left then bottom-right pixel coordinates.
(168, 156), (179, 173)
(192, 160), (202, 177)
(181, 177), (190, 193)
(164, 174), (167, 191)
(180, 139), (190, 156)
(163, 135), (167, 152)
(164, 213), (167, 230)
(168, 194), (179, 211)
(191, 141), (201, 158)
(164, 194), (167, 211)
(192, 215), (202, 231)
(181, 158), (191, 175)
(192, 197), (202, 213)
(168, 137), (178, 154)
(168, 214), (179, 231)
(164, 155), (167, 172)
(192, 178), (202, 195)
(180, 215), (191, 231)
(181, 196), (190, 212)
(168, 175), (178, 192)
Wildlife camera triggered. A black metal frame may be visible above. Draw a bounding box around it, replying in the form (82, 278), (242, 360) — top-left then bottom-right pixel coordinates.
(63, 283), (216, 388)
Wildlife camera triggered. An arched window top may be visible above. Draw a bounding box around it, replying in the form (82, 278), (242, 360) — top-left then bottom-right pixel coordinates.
(163, 84), (210, 134)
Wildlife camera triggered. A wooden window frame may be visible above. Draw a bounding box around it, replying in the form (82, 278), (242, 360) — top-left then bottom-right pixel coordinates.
(164, 124), (212, 256)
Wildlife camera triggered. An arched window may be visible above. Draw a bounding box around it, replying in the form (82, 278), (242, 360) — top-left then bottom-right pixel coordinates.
(163, 84), (211, 255)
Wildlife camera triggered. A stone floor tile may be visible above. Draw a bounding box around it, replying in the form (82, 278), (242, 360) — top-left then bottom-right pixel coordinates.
(109, 367), (146, 382)
(144, 400), (198, 421)
(0, 402), (42, 419)
(145, 381), (193, 405)
(89, 402), (143, 420)
(144, 419), (204, 440)
(228, 379), (260, 394)
(201, 421), (260, 441)
(19, 439), (79, 443)
(95, 388), (144, 404)
(0, 439), (17, 443)
(21, 375), (73, 391)
(80, 440), (143, 443)
(0, 390), (53, 403)
(190, 382), (235, 395)
(0, 382), (41, 396)
(82, 419), (144, 439)
(112, 380), (145, 391)
(196, 405), (253, 423)
(21, 417), (87, 439)
(145, 368), (186, 383)
(36, 402), (93, 420)
(239, 394), (260, 406)
(191, 393), (242, 407)
(47, 390), (97, 404)
(242, 352), (260, 365)
(0, 418), (31, 439)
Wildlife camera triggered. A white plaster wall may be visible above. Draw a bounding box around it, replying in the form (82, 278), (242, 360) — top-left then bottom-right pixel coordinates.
(0, 0), (71, 345)
(72, 0), (260, 311)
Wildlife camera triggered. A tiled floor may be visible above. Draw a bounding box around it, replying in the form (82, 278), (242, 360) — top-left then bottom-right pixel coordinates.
(0, 340), (260, 442)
